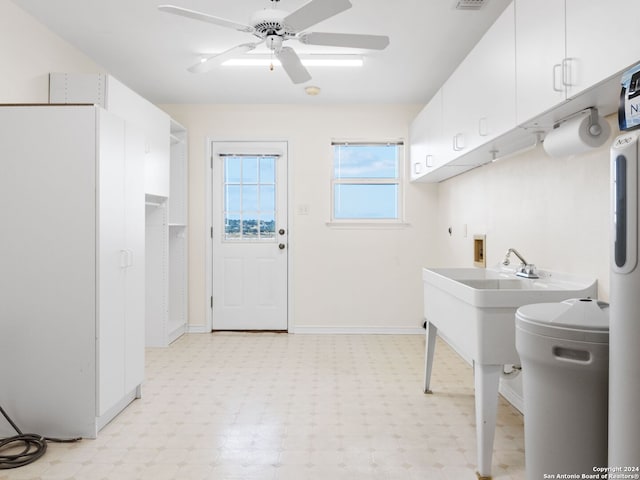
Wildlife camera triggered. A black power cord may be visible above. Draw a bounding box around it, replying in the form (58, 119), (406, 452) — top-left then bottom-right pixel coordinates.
(0, 405), (81, 469)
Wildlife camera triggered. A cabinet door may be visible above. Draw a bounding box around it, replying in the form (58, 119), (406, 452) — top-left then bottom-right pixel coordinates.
(566, 0), (640, 98)
(123, 123), (146, 392)
(474, 2), (516, 142)
(97, 110), (127, 417)
(409, 90), (442, 180)
(515, 0), (566, 124)
(442, 54), (481, 161)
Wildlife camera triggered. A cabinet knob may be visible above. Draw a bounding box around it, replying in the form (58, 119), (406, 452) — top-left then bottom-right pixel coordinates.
(278, 243), (286, 250)
(279, 228), (286, 235)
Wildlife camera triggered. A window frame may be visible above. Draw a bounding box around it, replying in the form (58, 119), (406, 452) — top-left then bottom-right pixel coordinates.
(329, 140), (406, 226)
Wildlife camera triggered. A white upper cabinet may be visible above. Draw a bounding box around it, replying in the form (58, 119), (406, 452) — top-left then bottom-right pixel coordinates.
(410, 3), (516, 183)
(565, 0), (640, 99)
(410, 0), (635, 183)
(515, 0), (566, 124)
(474, 2), (516, 142)
(410, 89), (443, 181)
(516, 0), (640, 125)
(444, 2), (516, 164)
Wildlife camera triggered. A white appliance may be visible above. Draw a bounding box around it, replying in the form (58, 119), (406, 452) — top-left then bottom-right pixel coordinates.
(609, 130), (640, 466)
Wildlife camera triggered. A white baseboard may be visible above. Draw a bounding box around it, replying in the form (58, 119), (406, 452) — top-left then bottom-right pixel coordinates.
(187, 324), (211, 334)
(499, 377), (524, 413)
(185, 324), (423, 335)
(292, 326), (424, 335)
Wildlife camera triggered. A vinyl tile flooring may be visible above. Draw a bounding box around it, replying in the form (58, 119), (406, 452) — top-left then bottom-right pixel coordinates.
(0, 333), (525, 480)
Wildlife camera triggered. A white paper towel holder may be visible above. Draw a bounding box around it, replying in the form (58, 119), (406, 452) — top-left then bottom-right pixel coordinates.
(543, 107), (610, 158)
(551, 107), (603, 136)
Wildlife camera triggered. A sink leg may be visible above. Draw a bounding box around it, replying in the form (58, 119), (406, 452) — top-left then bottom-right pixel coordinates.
(423, 320), (437, 394)
(474, 363), (501, 479)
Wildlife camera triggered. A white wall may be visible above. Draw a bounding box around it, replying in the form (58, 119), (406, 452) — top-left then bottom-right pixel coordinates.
(160, 104), (439, 333)
(0, 0), (103, 103)
(432, 119), (614, 411)
(433, 116), (614, 301)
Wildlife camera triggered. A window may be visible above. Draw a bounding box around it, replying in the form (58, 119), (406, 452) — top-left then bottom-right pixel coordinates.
(331, 142), (403, 221)
(222, 154), (277, 241)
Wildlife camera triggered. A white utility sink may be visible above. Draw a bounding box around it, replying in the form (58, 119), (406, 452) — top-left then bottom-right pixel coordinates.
(422, 266), (597, 479)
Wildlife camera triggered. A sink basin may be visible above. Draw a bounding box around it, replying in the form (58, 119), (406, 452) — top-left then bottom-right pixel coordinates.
(424, 266), (597, 309)
(422, 265), (597, 478)
(458, 278), (528, 289)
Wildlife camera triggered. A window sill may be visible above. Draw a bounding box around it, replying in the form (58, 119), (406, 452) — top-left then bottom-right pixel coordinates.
(325, 220), (411, 230)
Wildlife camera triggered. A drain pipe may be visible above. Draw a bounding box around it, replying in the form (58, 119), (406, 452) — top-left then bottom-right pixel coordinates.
(502, 364), (522, 378)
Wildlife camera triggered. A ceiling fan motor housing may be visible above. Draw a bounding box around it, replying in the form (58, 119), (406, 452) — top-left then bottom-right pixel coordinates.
(250, 9), (295, 38)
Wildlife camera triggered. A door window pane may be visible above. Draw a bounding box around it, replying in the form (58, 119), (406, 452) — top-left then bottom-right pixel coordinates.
(243, 157), (258, 183)
(225, 185), (241, 212)
(225, 157), (241, 183)
(259, 213), (276, 239)
(225, 213), (241, 239)
(242, 185), (259, 211)
(260, 185), (275, 212)
(260, 157), (275, 183)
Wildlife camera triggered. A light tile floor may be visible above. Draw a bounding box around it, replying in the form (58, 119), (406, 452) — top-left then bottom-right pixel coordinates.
(0, 333), (525, 480)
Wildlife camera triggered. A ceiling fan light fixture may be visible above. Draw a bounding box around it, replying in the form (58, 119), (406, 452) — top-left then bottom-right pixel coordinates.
(221, 54), (363, 67)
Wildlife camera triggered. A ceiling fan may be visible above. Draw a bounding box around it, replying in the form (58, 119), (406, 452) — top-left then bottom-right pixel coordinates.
(158, 0), (390, 84)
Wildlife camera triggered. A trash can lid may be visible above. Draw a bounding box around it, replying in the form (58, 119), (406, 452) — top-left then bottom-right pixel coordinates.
(516, 298), (609, 343)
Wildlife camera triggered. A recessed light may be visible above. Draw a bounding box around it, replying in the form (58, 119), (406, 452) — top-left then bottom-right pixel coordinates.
(305, 86), (321, 96)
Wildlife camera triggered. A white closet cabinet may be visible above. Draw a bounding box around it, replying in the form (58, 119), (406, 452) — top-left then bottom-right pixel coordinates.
(49, 73), (187, 347)
(168, 121), (188, 343)
(50, 73), (170, 198)
(145, 120), (188, 347)
(0, 105), (144, 439)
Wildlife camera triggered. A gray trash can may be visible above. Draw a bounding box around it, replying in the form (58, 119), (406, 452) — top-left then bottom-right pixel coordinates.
(515, 298), (609, 480)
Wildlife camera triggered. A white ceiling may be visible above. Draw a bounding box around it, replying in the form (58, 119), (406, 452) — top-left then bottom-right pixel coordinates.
(11, 0), (511, 105)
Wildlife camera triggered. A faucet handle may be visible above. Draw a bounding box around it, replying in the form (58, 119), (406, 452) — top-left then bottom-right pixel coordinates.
(517, 263), (539, 279)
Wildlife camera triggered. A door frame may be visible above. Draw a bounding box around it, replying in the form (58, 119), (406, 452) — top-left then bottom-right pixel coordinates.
(204, 137), (294, 332)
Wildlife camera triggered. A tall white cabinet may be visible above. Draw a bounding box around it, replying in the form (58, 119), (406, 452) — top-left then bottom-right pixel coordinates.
(50, 73), (189, 347)
(0, 105), (144, 439)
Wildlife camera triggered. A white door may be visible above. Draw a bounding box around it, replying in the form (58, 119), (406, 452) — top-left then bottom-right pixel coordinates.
(211, 141), (288, 330)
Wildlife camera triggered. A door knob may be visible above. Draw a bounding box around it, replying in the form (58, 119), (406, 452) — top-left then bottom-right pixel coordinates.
(278, 243), (286, 250)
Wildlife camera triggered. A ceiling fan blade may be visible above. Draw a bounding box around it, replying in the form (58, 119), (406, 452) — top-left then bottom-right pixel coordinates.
(188, 43), (257, 73)
(299, 32), (390, 50)
(284, 0), (352, 32)
(275, 47), (312, 84)
(158, 5), (255, 33)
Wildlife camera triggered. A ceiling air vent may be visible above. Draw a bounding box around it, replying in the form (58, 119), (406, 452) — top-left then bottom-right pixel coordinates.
(454, 0), (487, 10)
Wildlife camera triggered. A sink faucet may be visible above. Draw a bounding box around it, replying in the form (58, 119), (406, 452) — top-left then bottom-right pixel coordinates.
(502, 248), (539, 279)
